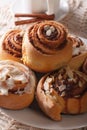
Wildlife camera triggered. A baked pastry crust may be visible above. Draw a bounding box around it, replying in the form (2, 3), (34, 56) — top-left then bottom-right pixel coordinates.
(0, 60), (37, 110)
(0, 29), (24, 63)
(36, 66), (87, 120)
(82, 58), (87, 74)
(68, 35), (87, 70)
(22, 20), (72, 73)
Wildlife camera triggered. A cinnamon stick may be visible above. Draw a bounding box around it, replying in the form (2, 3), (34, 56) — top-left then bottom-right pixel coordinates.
(15, 13), (55, 20)
(15, 18), (41, 26)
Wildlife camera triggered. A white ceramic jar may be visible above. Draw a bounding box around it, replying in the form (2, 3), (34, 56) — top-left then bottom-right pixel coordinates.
(13, 0), (60, 14)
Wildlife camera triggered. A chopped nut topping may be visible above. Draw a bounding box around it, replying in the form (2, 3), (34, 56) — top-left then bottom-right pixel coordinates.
(59, 85), (66, 92)
(58, 74), (62, 80)
(44, 25), (56, 37)
(43, 77), (53, 91)
(44, 81), (50, 91)
(43, 67), (87, 98)
(74, 95), (80, 98)
(61, 91), (66, 97)
(79, 81), (82, 87)
(46, 29), (52, 36)
(44, 25), (50, 31)
(50, 26), (55, 32)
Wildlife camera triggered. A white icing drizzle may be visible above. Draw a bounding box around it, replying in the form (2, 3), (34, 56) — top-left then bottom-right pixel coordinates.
(0, 60), (36, 95)
(72, 39), (87, 56)
(0, 68), (9, 81)
(6, 77), (15, 89)
(0, 87), (8, 95)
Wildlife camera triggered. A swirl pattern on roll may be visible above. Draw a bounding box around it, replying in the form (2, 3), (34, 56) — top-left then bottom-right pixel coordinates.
(36, 66), (87, 119)
(29, 21), (68, 54)
(3, 30), (23, 58)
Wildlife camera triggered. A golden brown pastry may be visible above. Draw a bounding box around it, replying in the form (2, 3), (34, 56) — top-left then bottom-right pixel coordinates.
(0, 29), (24, 62)
(81, 58), (87, 74)
(68, 35), (87, 70)
(36, 66), (87, 121)
(22, 20), (72, 73)
(0, 60), (37, 110)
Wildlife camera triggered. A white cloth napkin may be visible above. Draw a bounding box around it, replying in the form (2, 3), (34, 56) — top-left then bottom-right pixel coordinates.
(60, 0), (87, 39)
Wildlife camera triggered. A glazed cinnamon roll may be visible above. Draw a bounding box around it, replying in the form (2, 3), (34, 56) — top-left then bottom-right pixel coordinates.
(36, 66), (87, 121)
(68, 35), (87, 70)
(0, 29), (24, 62)
(22, 20), (72, 73)
(0, 60), (37, 110)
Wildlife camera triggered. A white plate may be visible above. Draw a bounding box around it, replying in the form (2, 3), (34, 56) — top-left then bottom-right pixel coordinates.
(1, 102), (87, 130)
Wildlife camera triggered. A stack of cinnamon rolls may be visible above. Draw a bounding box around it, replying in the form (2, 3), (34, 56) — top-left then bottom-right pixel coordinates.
(0, 20), (87, 121)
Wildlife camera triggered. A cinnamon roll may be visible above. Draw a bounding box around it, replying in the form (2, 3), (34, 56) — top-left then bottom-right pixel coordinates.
(22, 20), (72, 73)
(68, 35), (87, 70)
(36, 66), (87, 121)
(0, 60), (37, 110)
(0, 29), (24, 62)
